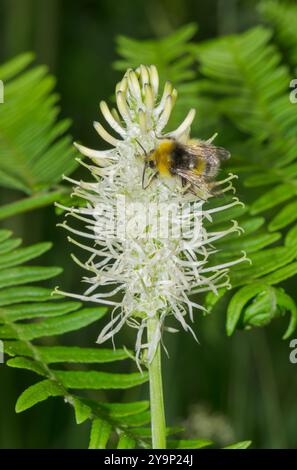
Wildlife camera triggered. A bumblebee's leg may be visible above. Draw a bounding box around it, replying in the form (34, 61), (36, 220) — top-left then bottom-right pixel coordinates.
(143, 171), (158, 190)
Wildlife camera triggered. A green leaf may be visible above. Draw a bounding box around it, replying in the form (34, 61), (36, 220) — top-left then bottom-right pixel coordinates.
(55, 370), (148, 390)
(2, 301), (81, 321)
(98, 401), (149, 418)
(73, 398), (92, 424)
(0, 266), (62, 289)
(275, 289), (297, 339)
(224, 440), (252, 449)
(250, 184), (296, 214)
(0, 286), (55, 306)
(0, 190), (67, 221)
(0, 52), (34, 81)
(230, 246), (297, 286)
(0, 238), (22, 255)
(269, 201), (297, 231)
(285, 224), (297, 248)
(166, 439), (212, 449)
(117, 433), (136, 449)
(0, 307), (107, 340)
(117, 411), (151, 427)
(89, 419), (111, 449)
(0, 230), (12, 243)
(7, 356), (47, 377)
(4, 342), (129, 365)
(15, 379), (64, 413)
(0, 242), (52, 269)
(260, 262), (297, 285)
(216, 232), (280, 256)
(226, 284), (267, 336)
(132, 426), (184, 438)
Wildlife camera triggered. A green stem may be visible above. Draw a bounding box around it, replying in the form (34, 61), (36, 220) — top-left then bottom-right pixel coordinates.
(147, 317), (166, 449)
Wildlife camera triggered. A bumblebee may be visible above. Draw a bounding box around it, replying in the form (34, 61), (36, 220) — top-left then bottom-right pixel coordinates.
(142, 138), (230, 197)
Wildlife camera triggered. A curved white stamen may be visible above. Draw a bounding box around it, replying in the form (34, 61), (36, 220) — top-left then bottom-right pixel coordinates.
(93, 121), (120, 147)
(127, 70), (142, 103)
(139, 64), (149, 88)
(100, 101), (126, 137)
(156, 95), (173, 134)
(73, 142), (116, 160)
(144, 84), (154, 110)
(167, 108), (196, 139)
(149, 65), (159, 96)
(155, 81), (173, 115)
(138, 109), (147, 133)
(116, 91), (132, 124)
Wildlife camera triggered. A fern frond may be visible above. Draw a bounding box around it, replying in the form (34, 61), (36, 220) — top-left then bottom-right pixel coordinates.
(0, 228), (240, 449)
(195, 26), (297, 224)
(0, 53), (77, 194)
(259, 0), (297, 67)
(0, 228), (154, 448)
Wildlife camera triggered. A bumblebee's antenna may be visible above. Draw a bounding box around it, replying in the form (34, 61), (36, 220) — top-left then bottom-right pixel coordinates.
(142, 161), (149, 189)
(135, 139), (150, 189)
(135, 139), (148, 156)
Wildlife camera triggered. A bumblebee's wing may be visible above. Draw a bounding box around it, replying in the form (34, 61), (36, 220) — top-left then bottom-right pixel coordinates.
(187, 140), (230, 161)
(175, 168), (211, 199)
(186, 141), (230, 179)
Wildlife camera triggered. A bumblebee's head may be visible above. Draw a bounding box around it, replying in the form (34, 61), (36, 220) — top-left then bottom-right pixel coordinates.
(142, 151), (157, 189)
(146, 151), (157, 167)
(141, 140), (174, 189)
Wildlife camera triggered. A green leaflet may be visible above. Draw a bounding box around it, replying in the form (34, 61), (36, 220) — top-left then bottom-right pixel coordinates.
(0, 190), (67, 221)
(116, 411), (151, 427)
(166, 439), (212, 449)
(131, 427), (184, 438)
(15, 379), (64, 413)
(260, 262), (297, 285)
(7, 356), (48, 377)
(73, 398), (92, 424)
(230, 245), (297, 286)
(285, 223), (297, 248)
(0, 230), (13, 243)
(250, 184), (297, 214)
(227, 285), (297, 338)
(269, 201), (297, 231)
(0, 52), (34, 81)
(89, 419), (112, 449)
(0, 242), (53, 269)
(0, 286), (55, 306)
(0, 238), (22, 255)
(215, 232), (281, 256)
(226, 284), (268, 336)
(0, 266), (62, 289)
(54, 370), (148, 390)
(4, 342), (129, 364)
(0, 231), (150, 447)
(0, 307), (107, 340)
(98, 401), (149, 418)
(117, 434), (136, 449)
(2, 301), (81, 321)
(223, 440), (252, 449)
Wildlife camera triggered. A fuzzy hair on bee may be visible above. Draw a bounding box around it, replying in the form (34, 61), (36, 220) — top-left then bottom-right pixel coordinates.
(142, 138), (231, 198)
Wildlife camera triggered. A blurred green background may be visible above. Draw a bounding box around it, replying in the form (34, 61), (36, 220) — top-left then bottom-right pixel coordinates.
(0, 0), (297, 449)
